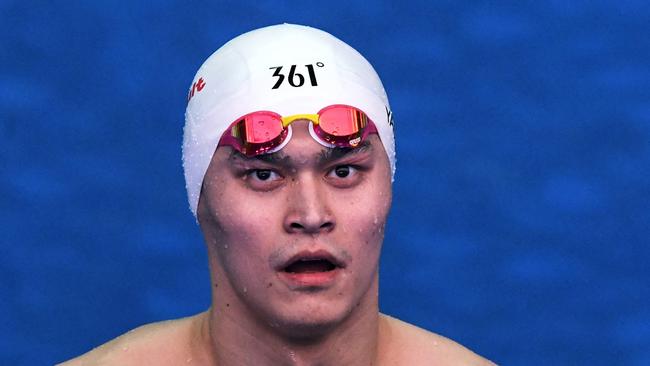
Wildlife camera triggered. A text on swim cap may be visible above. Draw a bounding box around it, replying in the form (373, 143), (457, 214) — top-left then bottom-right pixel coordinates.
(386, 106), (394, 128)
(269, 63), (324, 89)
(187, 77), (206, 102)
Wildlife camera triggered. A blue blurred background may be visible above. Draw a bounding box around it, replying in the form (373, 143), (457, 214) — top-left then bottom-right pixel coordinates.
(2, 1), (649, 365)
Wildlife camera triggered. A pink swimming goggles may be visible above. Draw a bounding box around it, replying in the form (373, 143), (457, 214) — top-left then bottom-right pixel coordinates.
(217, 104), (379, 157)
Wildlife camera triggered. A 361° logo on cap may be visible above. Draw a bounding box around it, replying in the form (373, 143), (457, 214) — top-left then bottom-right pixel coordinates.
(269, 62), (325, 89)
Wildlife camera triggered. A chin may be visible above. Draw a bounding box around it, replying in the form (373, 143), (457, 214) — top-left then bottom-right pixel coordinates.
(270, 299), (353, 340)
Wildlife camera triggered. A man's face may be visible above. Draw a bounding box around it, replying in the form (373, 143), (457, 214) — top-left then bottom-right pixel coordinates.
(198, 120), (392, 336)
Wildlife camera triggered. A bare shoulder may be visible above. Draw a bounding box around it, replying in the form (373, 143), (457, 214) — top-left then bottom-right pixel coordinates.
(379, 314), (497, 366)
(57, 312), (210, 366)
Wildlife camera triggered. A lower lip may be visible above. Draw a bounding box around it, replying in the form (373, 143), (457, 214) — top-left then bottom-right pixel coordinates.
(278, 268), (342, 288)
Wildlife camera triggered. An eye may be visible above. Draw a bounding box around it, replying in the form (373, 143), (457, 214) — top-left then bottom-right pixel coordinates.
(327, 165), (359, 179)
(242, 169), (284, 191)
(334, 166), (352, 178)
(247, 169), (280, 182)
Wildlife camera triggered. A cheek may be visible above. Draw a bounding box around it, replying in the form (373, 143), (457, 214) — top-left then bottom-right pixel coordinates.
(206, 178), (277, 236)
(218, 202), (272, 236)
(214, 202), (278, 256)
(208, 204), (279, 291)
(339, 189), (392, 249)
(203, 186), (280, 271)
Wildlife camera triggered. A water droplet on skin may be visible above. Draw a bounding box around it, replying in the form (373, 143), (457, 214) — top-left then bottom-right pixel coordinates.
(243, 287), (247, 293)
(122, 346), (129, 351)
(186, 357), (193, 363)
(223, 244), (229, 249)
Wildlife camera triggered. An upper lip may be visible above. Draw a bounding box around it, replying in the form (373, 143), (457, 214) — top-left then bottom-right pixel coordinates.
(277, 249), (346, 271)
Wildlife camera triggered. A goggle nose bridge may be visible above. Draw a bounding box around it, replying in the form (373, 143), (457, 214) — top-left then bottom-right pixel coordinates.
(280, 113), (320, 127)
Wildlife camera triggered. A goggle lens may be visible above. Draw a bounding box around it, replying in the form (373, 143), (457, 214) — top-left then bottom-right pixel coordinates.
(239, 112), (284, 143)
(318, 106), (366, 136)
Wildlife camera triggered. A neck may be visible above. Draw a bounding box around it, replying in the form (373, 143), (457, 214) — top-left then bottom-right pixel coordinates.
(200, 276), (381, 366)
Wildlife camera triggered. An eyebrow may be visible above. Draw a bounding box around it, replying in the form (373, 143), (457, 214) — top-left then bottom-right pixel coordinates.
(227, 141), (373, 166)
(228, 149), (291, 168)
(317, 141), (372, 165)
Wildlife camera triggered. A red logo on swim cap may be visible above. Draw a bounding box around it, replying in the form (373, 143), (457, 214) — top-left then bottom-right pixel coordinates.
(187, 77), (206, 102)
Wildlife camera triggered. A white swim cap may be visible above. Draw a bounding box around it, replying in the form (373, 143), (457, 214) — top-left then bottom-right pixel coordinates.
(183, 23), (395, 218)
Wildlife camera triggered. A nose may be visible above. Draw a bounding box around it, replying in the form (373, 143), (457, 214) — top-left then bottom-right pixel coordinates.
(283, 175), (335, 235)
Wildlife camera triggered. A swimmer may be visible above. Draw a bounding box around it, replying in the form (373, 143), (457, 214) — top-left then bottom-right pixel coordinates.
(60, 24), (496, 365)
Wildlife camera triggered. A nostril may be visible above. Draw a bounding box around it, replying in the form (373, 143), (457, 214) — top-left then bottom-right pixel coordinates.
(320, 222), (334, 230)
(287, 220), (334, 233)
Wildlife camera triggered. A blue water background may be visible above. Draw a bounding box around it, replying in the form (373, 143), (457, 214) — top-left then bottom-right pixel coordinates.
(2, 1), (649, 365)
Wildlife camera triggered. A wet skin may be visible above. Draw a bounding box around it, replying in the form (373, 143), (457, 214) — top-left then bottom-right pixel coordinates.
(59, 120), (497, 365)
(197, 119), (393, 342)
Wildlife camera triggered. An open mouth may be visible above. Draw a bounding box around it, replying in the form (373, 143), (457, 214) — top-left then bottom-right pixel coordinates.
(284, 258), (337, 273)
(279, 250), (345, 274)
(277, 250), (345, 287)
